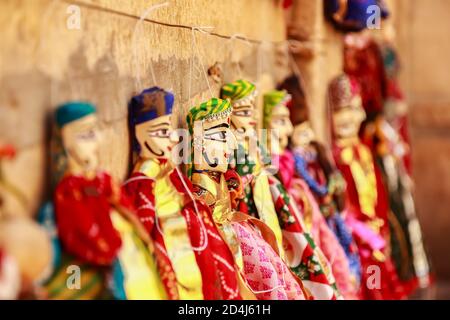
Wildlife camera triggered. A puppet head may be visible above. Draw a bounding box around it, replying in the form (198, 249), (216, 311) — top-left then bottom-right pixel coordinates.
(328, 74), (366, 141)
(187, 98), (237, 176)
(221, 80), (258, 141)
(277, 74), (315, 149)
(263, 90), (294, 155)
(56, 102), (99, 176)
(129, 87), (178, 163)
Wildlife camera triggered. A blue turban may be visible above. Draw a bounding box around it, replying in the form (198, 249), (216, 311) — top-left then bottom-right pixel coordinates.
(129, 87), (174, 126)
(128, 87), (174, 155)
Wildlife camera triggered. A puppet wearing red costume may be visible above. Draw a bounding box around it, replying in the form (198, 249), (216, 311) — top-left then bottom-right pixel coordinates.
(122, 87), (242, 300)
(187, 98), (307, 300)
(50, 102), (159, 300)
(344, 34), (432, 293)
(328, 74), (406, 299)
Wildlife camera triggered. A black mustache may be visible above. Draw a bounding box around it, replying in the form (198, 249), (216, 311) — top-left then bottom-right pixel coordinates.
(231, 120), (247, 134)
(202, 151), (218, 168)
(145, 141), (164, 157)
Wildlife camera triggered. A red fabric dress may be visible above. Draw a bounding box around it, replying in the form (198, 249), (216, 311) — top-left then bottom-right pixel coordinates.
(54, 172), (122, 266)
(333, 142), (406, 300)
(122, 168), (242, 300)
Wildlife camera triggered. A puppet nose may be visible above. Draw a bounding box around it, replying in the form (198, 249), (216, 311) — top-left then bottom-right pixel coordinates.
(227, 130), (238, 151)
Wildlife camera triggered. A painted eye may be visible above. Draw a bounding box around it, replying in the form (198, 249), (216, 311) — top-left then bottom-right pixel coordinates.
(205, 131), (227, 142)
(149, 129), (170, 138)
(233, 110), (252, 117)
(77, 129), (95, 140)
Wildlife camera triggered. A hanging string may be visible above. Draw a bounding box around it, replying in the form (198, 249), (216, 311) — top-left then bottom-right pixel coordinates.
(132, 2), (169, 92)
(287, 40), (336, 162)
(256, 40), (272, 82)
(287, 40), (313, 113)
(226, 33), (253, 79)
(188, 26), (214, 100)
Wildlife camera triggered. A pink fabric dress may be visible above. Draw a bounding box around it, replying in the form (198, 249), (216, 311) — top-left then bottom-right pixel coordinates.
(280, 150), (359, 299)
(192, 170), (306, 300)
(232, 221), (306, 300)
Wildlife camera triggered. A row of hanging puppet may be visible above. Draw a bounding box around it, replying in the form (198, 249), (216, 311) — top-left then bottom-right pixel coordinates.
(0, 32), (432, 300)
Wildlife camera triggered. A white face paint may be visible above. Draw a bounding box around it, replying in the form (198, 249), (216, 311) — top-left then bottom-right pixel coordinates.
(193, 116), (237, 173)
(135, 114), (179, 161)
(61, 114), (100, 174)
(269, 104), (294, 154)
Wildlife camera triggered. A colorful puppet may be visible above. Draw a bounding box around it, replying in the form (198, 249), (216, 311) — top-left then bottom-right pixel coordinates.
(324, 0), (389, 32)
(187, 98), (307, 300)
(278, 75), (362, 294)
(381, 42), (412, 174)
(380, 45), (432, 287)
(123, 87), (242, 300)
(221, 80), (285, 256)
(263, 89), (356, 299)
(328, 74), (406, 299)
(345, 37), (432, 292)
(44, 102), (159, 300)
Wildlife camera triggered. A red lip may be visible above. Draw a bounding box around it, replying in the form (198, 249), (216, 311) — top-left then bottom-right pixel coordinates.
(249, 121), (257, 126)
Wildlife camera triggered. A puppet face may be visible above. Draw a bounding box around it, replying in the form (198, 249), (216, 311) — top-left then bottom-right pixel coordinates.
(269, 104), (293, 153)
(135, 114), (178, 161)
(231, 97), (258, 140)
(61, 114), (99, 173)
(292, 121), (315, 148)
(333, 106), (366, 140)
(194, 117), (237, 173)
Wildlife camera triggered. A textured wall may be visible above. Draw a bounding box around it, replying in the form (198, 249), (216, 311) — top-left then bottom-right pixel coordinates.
(0, 0), (286, 218)
(286, 0), (343, 142)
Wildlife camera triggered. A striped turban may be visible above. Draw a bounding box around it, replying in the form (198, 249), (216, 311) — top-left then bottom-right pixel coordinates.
(220, 80), (257, 106)
(186, 98), (232, 134)
(262, 90), (292, 129)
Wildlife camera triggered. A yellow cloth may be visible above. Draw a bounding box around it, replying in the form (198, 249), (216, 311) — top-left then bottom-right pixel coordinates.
(341, 144), (377, 219)
(111, 211), (167, 300)
(246, 143), (285, 259)
(141, 159), (204, 300)
(253, 173), (285, 259)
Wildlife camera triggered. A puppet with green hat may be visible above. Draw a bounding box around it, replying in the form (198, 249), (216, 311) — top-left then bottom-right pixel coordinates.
(187, 97), (307, 300)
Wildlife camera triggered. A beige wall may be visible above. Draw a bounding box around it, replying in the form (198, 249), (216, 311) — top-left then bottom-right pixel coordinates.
(0, 0), (286, 218)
